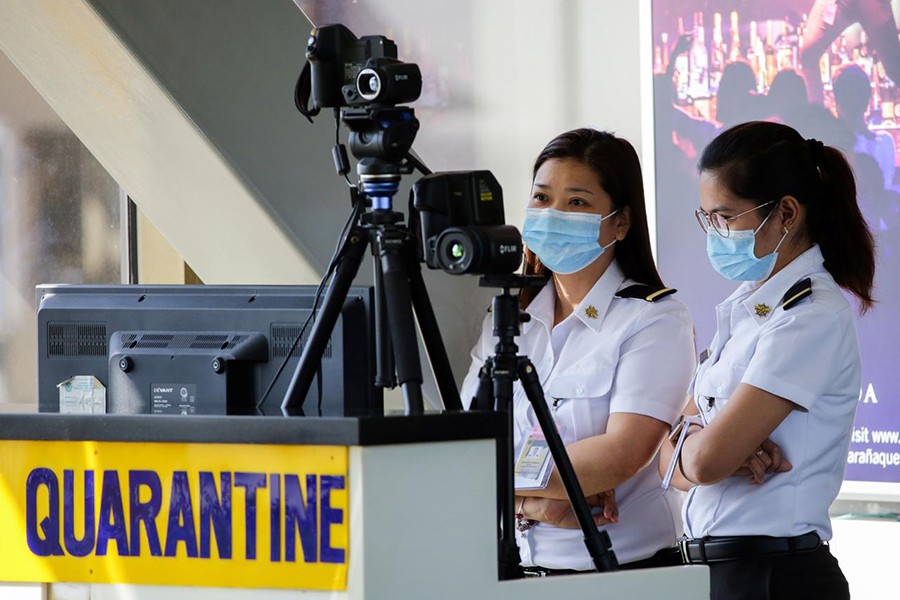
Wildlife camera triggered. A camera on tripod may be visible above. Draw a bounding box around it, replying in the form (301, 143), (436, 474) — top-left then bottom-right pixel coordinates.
(296, 23), (523, 276)
(413, 172), (522, 275)
(306, 24), (422, 109)
(301, 24), (422, 163)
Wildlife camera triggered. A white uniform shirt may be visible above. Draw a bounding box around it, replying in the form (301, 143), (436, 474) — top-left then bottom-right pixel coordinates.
(684, 245), (860, 540)
(460, 262), (695, 569)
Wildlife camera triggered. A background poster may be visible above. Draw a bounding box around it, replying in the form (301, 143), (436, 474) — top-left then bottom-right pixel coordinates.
(651, 0), (900, 486)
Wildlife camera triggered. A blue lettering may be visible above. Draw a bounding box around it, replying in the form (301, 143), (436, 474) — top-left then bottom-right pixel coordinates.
(234, 472), (265, 560)
(129, 470), (162, 557)
(269, 473), (280, 562)
(199, 471), (232, 559)
(164, 471), (198, 557)
(320, 475), (345, 564)
(284, 474), (317, 563)
(63, 470), (95, 557)
(25, 468), (63, 556)
(96, 471), (129, 556)
(24, 467), (346, 566)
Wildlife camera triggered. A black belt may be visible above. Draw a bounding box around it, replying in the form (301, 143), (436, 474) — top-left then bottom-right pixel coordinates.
(679, 531), (822, 564)
(522, 546), (681, 576)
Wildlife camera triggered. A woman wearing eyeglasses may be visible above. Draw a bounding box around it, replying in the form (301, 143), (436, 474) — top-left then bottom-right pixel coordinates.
(661, 121), (875, 599)
(461, 128), (695, 574)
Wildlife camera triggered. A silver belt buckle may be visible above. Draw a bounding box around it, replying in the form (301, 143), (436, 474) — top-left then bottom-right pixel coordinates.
(679, 537), (691, 564)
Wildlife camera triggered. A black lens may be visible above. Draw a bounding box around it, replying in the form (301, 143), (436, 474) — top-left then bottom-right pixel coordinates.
(355, 59), (422, 105)
(436, 230), (474, 273)
(356, 69), (382, 101)
(435, 226), (522, 275)
(449, 242), (466, 260)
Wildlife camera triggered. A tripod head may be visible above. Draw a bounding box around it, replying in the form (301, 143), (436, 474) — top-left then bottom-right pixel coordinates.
(478, 274), (547, 348)
(479, 273), (548, 294)
(356, 157), (403, 212)
(343, 107), (420, 165)
(345, 105), (424, 212)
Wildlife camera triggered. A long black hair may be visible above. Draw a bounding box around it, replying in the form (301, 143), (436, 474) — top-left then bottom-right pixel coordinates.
(520, 129), (663, 307)
(699, 121), (875, 311)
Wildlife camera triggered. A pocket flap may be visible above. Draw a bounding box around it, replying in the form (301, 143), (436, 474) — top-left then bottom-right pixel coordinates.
(545, 369), (614, 400)
(694, 363), (746, 400)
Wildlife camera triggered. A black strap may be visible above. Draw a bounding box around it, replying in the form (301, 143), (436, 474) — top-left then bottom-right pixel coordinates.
(294, 61), (319, 124)
(616, 284), (677, 302)
(780, 277), (812, 310)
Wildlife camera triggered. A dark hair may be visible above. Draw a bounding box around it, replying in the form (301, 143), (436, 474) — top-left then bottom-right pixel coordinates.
(766, 68), (808, 118)
(716, 62), (763, 127)
(699, 121), (875, 311)
(833, 63), (871, 119)
(521, 128), (663, 307)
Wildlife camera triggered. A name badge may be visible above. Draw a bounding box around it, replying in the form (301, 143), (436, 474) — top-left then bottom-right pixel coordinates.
(514, 425), (564, 490)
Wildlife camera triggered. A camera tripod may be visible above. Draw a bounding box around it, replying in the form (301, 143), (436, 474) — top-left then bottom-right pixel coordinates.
(281, 156), (462, 414)
(471, 274), (618, 577)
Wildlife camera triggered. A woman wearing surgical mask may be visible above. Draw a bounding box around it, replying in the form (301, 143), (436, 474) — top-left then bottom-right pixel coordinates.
(661, 121), (875, 599)
(460, 128), (695, 574)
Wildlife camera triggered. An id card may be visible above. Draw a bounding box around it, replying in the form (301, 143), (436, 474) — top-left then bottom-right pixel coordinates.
(514, 425), (564, 490)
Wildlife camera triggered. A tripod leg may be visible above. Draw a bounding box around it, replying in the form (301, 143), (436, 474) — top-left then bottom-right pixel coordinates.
(372, 248), (396, 389)
(518, 358), (618, 572)
(487, 355), (525, 580)
(472, 356), (524, 579)
(281, 230), (369, 413)
(375, 229), (424, 414)
(471, 363), (494, 411)
(471, 361), (503, 535)
(405, 252), (463, 411)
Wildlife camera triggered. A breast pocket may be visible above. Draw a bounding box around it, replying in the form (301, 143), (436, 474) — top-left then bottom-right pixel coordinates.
(545, 369), (614, 445)
(693, 362), (747, 422)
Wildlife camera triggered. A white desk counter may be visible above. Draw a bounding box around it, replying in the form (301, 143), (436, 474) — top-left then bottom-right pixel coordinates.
(0, 413), (708, 599)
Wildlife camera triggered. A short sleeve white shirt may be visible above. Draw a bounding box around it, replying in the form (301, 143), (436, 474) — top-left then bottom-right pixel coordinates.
(684, 245), (860, 541)
(460, 262), (695, 569)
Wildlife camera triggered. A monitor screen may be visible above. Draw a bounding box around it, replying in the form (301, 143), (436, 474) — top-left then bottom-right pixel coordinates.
(36, 284), (382, 416)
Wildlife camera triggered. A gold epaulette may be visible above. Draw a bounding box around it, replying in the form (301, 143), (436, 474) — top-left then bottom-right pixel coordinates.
(616, 284), (677, 302)
(780, 278), (812, 310)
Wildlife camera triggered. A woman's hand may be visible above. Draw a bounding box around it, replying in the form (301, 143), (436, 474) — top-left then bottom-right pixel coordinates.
(519, 490), (618, 529)
(732, 438), (793, 484)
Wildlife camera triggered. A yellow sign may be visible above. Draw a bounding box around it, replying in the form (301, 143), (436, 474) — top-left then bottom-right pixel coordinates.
(0, 440), (348, 590)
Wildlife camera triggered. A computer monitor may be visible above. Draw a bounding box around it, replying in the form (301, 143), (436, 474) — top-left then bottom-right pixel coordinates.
(36, 284), (382, 416)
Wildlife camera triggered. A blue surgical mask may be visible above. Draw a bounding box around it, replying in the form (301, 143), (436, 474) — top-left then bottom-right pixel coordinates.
(522, 207), (618, 274)
(706, 209), (788, 281)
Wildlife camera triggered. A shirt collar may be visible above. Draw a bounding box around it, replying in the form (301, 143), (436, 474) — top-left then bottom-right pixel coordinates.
(525, 261), (626, 333)
(574, 261), (627, 333)
(526, 279), (556, 332)
(739, 244), (827, 325)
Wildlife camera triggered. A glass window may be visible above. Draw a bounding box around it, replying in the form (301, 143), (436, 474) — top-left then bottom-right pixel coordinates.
(0, 50), (122, 412)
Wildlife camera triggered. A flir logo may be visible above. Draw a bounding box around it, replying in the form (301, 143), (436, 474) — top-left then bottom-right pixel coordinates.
(499, 245), (518, 254)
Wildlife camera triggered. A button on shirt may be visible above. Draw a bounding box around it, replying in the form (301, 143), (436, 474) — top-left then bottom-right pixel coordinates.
(684, 245), (860, 540)
(460, 262), (695, 569)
